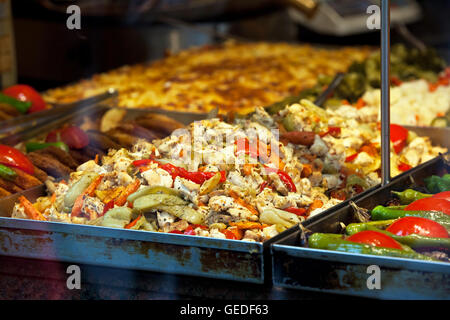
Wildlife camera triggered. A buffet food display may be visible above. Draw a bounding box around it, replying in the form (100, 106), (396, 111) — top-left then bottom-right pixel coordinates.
(21, 109), (184, 179)
(11, 113), (341, 241)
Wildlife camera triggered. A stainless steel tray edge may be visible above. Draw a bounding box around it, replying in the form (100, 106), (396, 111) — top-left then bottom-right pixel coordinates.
(271, 155), (450, 299)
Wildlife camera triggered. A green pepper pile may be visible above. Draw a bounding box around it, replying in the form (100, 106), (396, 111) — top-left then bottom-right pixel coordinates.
(307, 173), (450, 262)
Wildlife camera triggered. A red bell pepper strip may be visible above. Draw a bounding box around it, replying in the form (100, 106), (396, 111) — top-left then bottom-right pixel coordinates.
(390, 124), (408, 154)
(102, 200), (115, 216)
(132, 159), (158, 167)
(221, 229), (238, 240)
(264, 166), (297, 192)
(190, 224), (208, 230)
(398, 162), (412, 172)
(169, 230), (184, 234)
(135, 158), (225, 185)
(319, 126), (341, 138)
(284, 207), (307, 216)
(0, 145), (34, 175)
(345, 153), (358, 162)
(259, 181), (269, 192)
(183, 225), (196, 235)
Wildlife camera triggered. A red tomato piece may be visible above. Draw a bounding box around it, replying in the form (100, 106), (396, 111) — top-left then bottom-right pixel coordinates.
(59, 126), (89, 149)
(345, 153), (358, 162)
(390, 124), (408, 154)
(431, 191), (450, 202)
(398, 162), (412, 172)
(0, 144), (34, 175)
(347, 230), (403, 250)
(405, 198), (450, 215)
(132, 159), (157, 167)
(3, 84), (46, 113)
(386, 216), (448, 238)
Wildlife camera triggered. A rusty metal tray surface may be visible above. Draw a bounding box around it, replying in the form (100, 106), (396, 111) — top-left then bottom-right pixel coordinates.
(271, 155), (450, 299)
(0, 104), (448, 285)
(0, 185), (270, 283)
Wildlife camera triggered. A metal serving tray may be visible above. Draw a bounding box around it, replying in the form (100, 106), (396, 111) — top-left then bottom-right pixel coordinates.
(0, 183), (311, 283)
(0, 104), (448, 285)
(0, 101), (271, 283)
(0, 102), (377, 284)
(272, 155), (450, 299)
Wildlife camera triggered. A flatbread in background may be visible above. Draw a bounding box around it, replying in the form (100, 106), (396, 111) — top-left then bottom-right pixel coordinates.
(43, 42), (373, 114)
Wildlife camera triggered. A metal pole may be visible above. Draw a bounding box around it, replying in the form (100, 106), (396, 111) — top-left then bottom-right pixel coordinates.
(381, 0), (391, 186)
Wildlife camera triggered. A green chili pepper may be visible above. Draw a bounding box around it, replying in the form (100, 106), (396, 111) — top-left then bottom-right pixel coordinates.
(371, 205), (450, 230)
(308, 233), (436, 261)
(392, 189), (432, 204)
(345, 221), (450, 249)
(365, 226), (450, 250)
(0, 163), (17, 181)
(0, 93), (32, 114)
(345, 219), (397, 235)
(25, 141), (69, 153)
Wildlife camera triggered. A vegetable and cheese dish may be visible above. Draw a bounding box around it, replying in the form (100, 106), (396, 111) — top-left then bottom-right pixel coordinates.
(12, 101), (447, 241)
(43, 42), (372, 114)
(13, 110), (352, 241)
(278, 99), (447, 185)
(362, 77), (450, 127)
